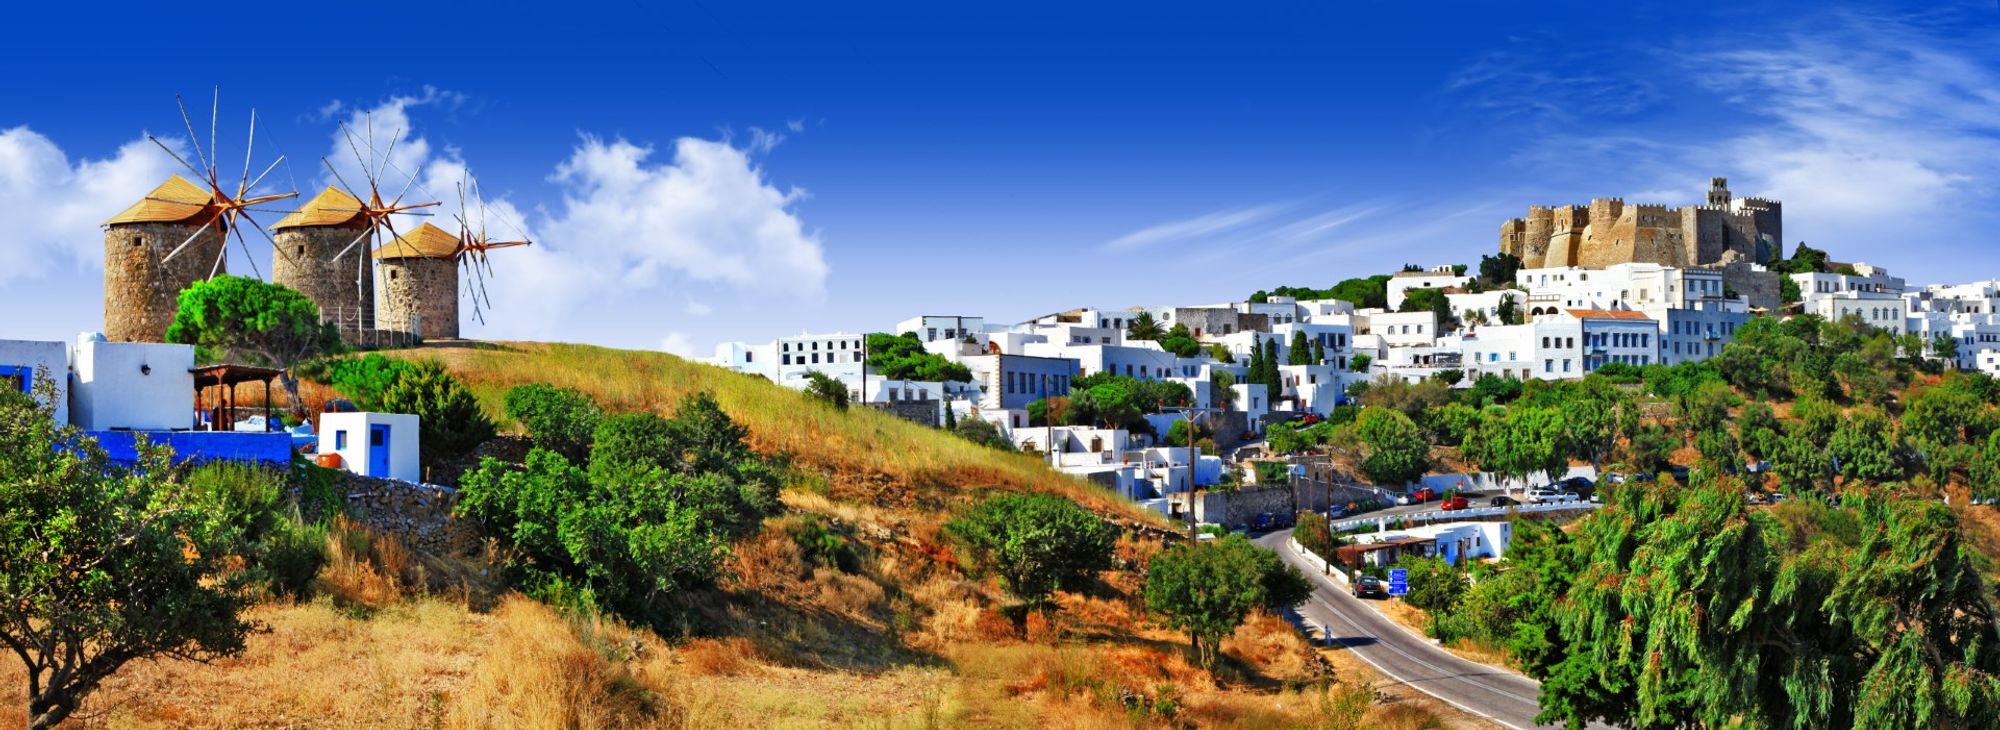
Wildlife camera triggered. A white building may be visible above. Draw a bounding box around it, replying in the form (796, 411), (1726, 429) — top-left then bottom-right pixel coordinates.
(71, 336), (196, 432)
(896, 315), (987, 347)
(1347, 520), (1513, 568)
(1462, 318), (1584, 381)
(1804, 291), (1907, 334)
(1570, 309), (1659, 372)
(0, 339), (70, 424)
(959, 353), (1079, 413)
(1386, 268), (1471, 310)
(1448, 289), (1525, 327)
(1360, 310), (1438, 347)
(319, 412), (421, 482)
(712, 331), (867, 389)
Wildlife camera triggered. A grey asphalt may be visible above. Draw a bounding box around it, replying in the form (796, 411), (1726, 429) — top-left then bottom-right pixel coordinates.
(1252, 529), (1613, 730)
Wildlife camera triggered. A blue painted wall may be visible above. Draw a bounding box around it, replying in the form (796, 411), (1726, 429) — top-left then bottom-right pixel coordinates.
(88, 431), (293, 466)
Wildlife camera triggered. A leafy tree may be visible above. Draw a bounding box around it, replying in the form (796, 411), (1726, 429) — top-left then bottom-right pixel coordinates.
(297, 353), (413, 411)
(1496, 293), (1523, 325)
(1261, 338), (1284, 396)
(0, 384), (254, 729)
(377, 359), (496, 470)
(1356, 407), (1428, 486)
(944, 493), (1115, 610)
(1558, 385), (1620, 469)
(1625, 423), (1678, 474)
(1288, 330), (1312, 365)
(1392, 555), (1468, 617)
(1772, 432), (1834, 494)
(166, 274), (342, 418)
(1465, 374), (1523, 407)
(1423, 402), (1480, 446)
(1293, 512), (1344, 558)
(1780, 276), (1802, 305)
(1827, 409), (1900, 484)
(954, 415), (1011, 449)
(1695, 428), (1739, 474)
(1478, 252), (1522, 288)
(1737, 401), (1783, 461)
(1494, 406), (1567, 487)
(802, 370), (850, 411)
(1931, 332), (1961, 366)
(1267, 420), (1308, 455)
(1350, 353), (1372, 373)
(504, 383), (603, 461)
(1159, 323), (1203, 358)
(457, 393), (779, 627)
(865, 332), (974, 382)
(1532, 477), (2000, 730)
(1143, 535), (1310, 668)
(1127, 311), (1165, 341)
(1206, 343), (1235, 364)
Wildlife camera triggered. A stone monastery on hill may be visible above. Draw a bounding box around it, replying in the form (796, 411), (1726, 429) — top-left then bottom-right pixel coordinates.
(1499, 177), (1782, 270)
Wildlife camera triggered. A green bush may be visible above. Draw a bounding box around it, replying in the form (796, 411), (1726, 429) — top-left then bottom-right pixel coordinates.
(299, 353), (415, 411)
(259, 518), (329, 599)
(802, 370), (850, 411)
(456, 392), (781, 629)
(378, 359), (497, 469)
(503, 383), (603, 460)
(788, 515), (859, 573)
(294, 458), (347, 523)
(945, 492), (1116, 609)
(1143, 534), (1311, 667)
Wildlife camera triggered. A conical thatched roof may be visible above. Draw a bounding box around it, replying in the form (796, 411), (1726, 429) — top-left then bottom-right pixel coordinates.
(374, 222), (461, 260)
(103, 175), (215, 226)
(272, 186), (367, 230)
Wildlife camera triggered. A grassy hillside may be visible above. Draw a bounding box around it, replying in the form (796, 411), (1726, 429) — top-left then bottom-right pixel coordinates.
(1, 340), (1468, 728)
(402, 342), (1158, 525)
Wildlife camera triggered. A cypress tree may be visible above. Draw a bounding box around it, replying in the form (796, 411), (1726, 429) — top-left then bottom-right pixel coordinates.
(1288, 330), (1311, 365)
(1248, 343), (1266, 391)
(1313, 339), (1327, 365)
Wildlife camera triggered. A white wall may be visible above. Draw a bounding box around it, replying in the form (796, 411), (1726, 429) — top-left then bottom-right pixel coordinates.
(319, 412), (421, 482)
(72, 339), (194, 431)
(0, 339), (70, 425)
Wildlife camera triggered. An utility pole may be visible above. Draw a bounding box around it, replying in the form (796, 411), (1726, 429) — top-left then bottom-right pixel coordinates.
(1161, 401), (1225, 538)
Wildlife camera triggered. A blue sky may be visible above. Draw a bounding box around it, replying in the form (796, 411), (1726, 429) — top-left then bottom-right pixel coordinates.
(3, 0), (1998, 355)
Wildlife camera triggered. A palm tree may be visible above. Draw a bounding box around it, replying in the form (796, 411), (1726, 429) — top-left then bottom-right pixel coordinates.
(1127, 311), (1165, 341)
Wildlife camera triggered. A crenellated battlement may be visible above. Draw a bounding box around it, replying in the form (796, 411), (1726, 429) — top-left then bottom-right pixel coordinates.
(1501, 174), (1780, 270)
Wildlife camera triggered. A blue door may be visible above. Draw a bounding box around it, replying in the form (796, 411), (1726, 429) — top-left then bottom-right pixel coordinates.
(369, 424), (391, 476)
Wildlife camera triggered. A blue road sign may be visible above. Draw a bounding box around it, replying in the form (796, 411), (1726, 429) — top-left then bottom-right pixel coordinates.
(1387, 568), (1409, 596)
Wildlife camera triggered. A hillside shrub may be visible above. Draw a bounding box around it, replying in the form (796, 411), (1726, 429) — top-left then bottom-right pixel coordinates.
(945, 492), (1116, 610)
(504, 383), (603, 460)
(299, 353), (415, 410)
(379, 359), (496, 470)
(1143, 534), (1310, 668)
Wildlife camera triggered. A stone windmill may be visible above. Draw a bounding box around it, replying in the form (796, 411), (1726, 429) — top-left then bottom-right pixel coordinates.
(103, 89), (297, 343)
(374, 171), (532, 341)
(284, 118), (442, 346)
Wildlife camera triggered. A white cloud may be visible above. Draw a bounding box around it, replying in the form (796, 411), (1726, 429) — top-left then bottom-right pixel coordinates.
(657, 331), (697, 357)
(1104, 203), (1290, 250)
(684, 299), (713, 316)
(545, 135), (827, 296)
(0, 127), (180, 285)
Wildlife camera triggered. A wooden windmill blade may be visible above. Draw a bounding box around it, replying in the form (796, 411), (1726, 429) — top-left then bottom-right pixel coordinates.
(152, 88), (300, 279)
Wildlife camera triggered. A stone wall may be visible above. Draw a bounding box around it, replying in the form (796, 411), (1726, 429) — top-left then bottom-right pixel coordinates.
(864, 398), (939, 427)
(376, 256), (459, 340)
(274, 225), (375, 345)
(337, 473), (482, 556)
(1718, 262), (1781, 312)
(1500, 179), (1782, 271)
(1193, 481), (1339, 528)
(104, 221), (225, 343)
(1171, 308), (1270, 338)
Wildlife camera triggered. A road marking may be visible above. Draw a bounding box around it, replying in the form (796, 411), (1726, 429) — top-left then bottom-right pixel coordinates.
(1273, 536), (1553, 729)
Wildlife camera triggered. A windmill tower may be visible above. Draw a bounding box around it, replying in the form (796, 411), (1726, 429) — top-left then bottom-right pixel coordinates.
(106, 88), (299, 343)
(271, 187), (373, 343)
(374, 223), (463, 340)
(101, 176), (227, 342)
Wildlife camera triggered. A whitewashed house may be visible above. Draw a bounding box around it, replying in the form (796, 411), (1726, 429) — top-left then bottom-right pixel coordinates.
(1386, 267), (1471, 310)
(319, 412), (421, 482)
(0, 339), (70, 423)
(71, 335), (196, 432)
(712, 331), (868, 388)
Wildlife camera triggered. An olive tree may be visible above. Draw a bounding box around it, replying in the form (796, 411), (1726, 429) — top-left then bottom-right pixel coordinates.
(0, 379), (254, 729)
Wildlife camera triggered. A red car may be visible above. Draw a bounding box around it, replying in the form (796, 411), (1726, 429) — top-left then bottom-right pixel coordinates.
(1410, 487), (1438, 503)
(1439, 495), (1469, 511)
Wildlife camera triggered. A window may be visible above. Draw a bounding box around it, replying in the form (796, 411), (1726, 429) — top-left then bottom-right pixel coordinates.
(335, 430), (348, 450)
(370, 428), (386, 447)
(745, 352), (754, 363)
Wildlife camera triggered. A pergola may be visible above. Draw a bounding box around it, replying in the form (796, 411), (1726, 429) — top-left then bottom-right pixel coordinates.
(192, 364), (282, 432)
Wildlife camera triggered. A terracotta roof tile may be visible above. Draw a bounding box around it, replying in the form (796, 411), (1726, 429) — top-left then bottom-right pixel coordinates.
(103, 175), (216, 226)
(373, 222), (461, 260)
(272, 186), (366, 230)
(1565, 308), (1654, 321)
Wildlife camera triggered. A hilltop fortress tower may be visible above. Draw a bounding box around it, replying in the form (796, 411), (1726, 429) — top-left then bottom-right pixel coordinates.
(271, 187), (375, 344)
(374, 223), (461, 340)
(1500, 177), (1781, 270)
(101, 175), (228, 343)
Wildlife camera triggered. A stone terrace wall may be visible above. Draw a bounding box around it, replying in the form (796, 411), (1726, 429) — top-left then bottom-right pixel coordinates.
(864, 398), (939, 427)
(336, 473), (482, 556)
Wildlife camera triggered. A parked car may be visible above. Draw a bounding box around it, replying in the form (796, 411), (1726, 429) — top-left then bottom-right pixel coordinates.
(1526, 488), (1575, 504)
(1353, 575), (1389, 599)
(1440, 495), (1469, 511)
(1410, 487), (1438, 503)
(1489, 495), (1520, 507)
(1250, 512), (1277, 531)
(1395, 494), (1414, 506)
(1327, 505), (1351, 519)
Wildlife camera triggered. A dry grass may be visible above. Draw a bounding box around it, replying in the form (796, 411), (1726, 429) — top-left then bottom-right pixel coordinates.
(376, 341), (1161, 525)
(444, 597), (680, 729)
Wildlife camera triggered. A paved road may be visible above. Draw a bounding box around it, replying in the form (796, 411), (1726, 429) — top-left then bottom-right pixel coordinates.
(1252, 529), (1611, 730)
